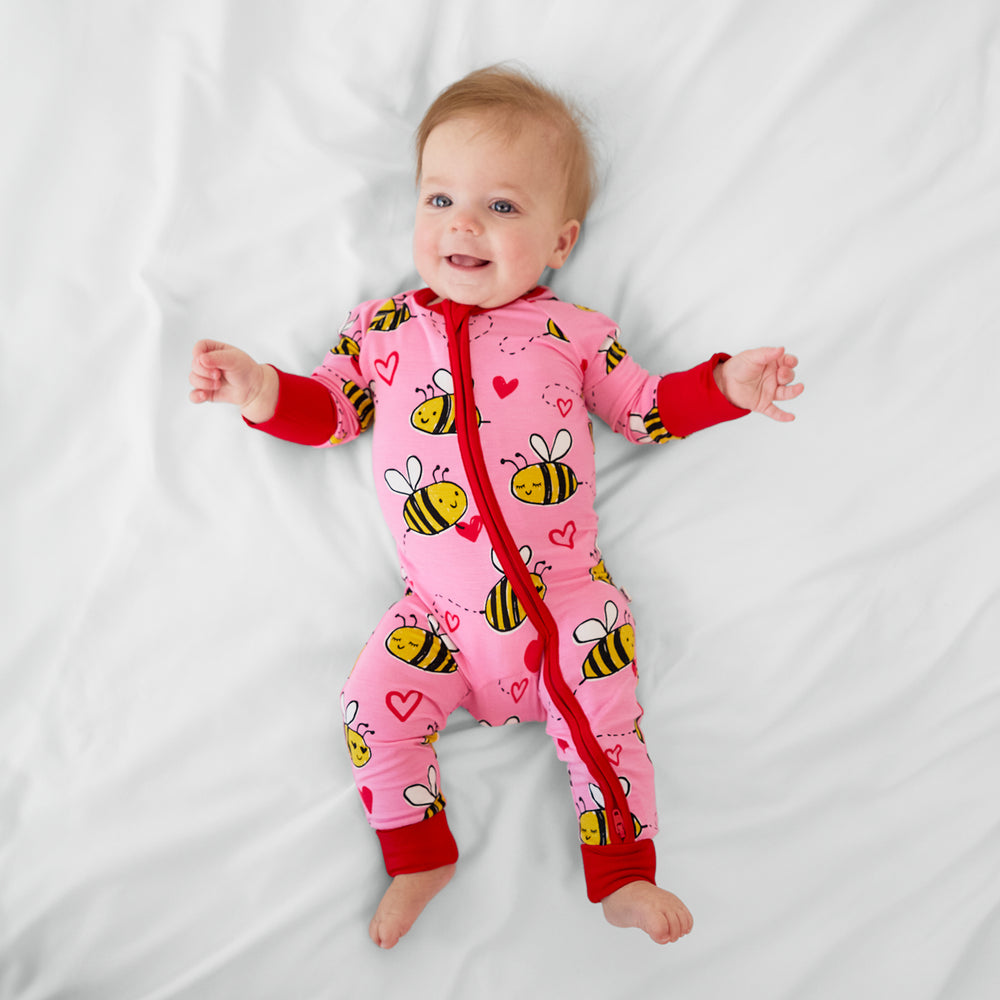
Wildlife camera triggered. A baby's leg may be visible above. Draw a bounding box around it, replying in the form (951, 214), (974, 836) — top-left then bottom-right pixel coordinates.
(543, 581), (694, 943)
(341, 595), (469, 947)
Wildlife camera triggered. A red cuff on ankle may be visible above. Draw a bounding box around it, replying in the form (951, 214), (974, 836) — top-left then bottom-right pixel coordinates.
(581, 839), (657, 903)
(376, 811), (459, 877)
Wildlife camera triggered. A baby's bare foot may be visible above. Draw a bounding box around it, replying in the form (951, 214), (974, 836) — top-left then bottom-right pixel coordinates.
(601, 880), (694, 944)
(369, 864), (456, 949)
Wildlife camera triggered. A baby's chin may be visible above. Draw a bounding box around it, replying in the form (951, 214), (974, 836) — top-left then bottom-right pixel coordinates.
(423, 279), (539, 311)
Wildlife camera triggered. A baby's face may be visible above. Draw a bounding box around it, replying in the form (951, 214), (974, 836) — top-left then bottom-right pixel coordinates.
(413, 115), (580, 309)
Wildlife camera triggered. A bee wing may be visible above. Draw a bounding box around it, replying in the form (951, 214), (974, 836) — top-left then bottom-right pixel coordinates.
(384, 468), (413, 495)
(427, 614), (458, 651)
(604, 601), (620, 631)
(433, 368), (454, 394)
(573, 618), (608, 644)
(618, 775), (631, 797)
(342, 699), (359, 725)
(406, 455), (423, 488)
(403, 784), (435, 807)
(518, 545), (532, 564)
(426, 765), (439, 795)
(550, 428), (573, 462)
(588, 782), (605, 808)
(528, 433), (549, 461)
(491, 548), (504, 573)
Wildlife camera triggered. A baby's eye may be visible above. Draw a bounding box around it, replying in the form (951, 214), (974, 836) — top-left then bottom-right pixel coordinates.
(429, 194), (452, 208)
(490, 200), (516, 215)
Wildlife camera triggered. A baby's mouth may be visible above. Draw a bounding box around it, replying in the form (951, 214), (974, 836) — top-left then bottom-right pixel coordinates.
(447, 254), (490, 268)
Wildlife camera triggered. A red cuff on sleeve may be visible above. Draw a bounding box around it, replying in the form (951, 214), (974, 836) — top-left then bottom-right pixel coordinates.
(656, 353), (750, 438)
(243, 366), (337, 445)
(376, 810), (459, 877)
(581, 839), (657, 903)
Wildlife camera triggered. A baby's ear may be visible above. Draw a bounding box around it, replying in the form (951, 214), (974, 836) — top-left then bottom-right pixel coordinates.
(549, 220), (581, 269)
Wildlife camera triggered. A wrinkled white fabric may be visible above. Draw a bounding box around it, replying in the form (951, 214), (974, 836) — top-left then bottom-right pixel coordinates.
(2, 2), (999, 998)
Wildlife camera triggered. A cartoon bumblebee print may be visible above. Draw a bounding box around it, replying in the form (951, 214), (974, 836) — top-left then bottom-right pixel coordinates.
(385, 456), (468, 535)
(385, 613), (459, 674)
(573, 600), (636, 680)
(503, 429), (578, 505)
(578, 778), (643, 846)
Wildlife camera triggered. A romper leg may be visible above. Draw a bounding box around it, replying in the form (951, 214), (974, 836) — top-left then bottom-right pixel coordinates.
(341, 594), (469, 875)
(539, 581), (659, 900)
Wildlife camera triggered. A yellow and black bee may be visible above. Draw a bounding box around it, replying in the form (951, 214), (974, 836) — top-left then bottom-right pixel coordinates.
(385, 456), (468, 535)
(589, 558), (615, 586)
(504, 429), (578, 506)
(385, 613), (459, 674)
(341, 697), (373, 768)
(329, 333), (360, 357)
(545, 318), (569, 341)
(578, 779), (643, 846)
(599, 333), (628, 374)
(410, 369), (482, 435)
(573, 600), (636, 680)
(629, 405), (678, 444)
(484, 547), (548, 632)
(369, 298), (412, 332)
(404, 765), (447, 820)
(342, 379), (374, 430)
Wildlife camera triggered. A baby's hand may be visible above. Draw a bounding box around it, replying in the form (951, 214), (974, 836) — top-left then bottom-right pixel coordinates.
(189, 340), (267, 408)
(714, 347), (803, 422)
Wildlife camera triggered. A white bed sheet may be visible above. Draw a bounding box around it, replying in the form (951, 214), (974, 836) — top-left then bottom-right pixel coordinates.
(3, 1), (999, 997)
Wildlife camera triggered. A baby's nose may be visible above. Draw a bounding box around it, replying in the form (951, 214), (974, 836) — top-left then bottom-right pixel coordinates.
(450, 211), (483, 235)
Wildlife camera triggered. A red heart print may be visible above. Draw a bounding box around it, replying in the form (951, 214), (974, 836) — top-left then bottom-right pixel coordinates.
(444, 611), (460, 632)
(511, 679), (528, 703)
(360, 786), (374, 813)
(557, 398), (573, 417)
(548, 521), (576, 548)
(523, 638), (542, 673)
(557, 739), (570, 754)
(386, 689), (423, 722)
(456, 516), (483, 542)
(374, 352), (399, 385)
(605, 745), (622, 766)
(493, 375), (518, 398)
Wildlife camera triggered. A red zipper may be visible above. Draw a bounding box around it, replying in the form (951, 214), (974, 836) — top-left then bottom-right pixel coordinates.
(442, 299), (633, 846)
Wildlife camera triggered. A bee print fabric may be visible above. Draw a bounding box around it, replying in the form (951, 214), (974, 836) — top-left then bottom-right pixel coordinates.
(300, 286), (741, 868)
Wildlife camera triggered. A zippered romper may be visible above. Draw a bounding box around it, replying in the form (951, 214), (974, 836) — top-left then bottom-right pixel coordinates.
(248, 286), (747, 901)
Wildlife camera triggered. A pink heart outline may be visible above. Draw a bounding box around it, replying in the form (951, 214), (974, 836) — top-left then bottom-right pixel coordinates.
(374, 352), (399, 385)
(511, 679), (528, 703)
(548, 521), (577, 548)
(386, 689), (423, 722)
(444, 611), (461, 633)
(557, 398), (573, 417)
(605, 745), (623, 766)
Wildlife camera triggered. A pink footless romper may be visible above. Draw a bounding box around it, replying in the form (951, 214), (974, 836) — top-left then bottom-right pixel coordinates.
(248, 286), (747, 902)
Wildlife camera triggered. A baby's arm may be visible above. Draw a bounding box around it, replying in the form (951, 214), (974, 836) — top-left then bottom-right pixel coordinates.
(713, 347), (803, 422)
(189, 340), (279, 423)
(189, 339), (339, 444)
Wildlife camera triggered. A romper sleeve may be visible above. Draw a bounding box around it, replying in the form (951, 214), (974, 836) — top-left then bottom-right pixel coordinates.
(243, 303), (379, 447)
(577, 309), (749, 444)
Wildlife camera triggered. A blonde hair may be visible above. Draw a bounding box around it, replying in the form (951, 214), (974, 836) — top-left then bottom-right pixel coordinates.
(415, 65), (597, 222)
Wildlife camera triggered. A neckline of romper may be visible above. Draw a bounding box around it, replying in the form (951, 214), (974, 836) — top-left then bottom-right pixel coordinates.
(411, 285), (548, 316)
(437, 294), (636, 847)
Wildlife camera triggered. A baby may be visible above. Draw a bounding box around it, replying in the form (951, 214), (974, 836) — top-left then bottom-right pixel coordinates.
(189, 65), (802, 949)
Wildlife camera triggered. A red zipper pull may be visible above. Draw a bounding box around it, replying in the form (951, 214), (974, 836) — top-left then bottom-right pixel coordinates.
(612, 809), (627, 840)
